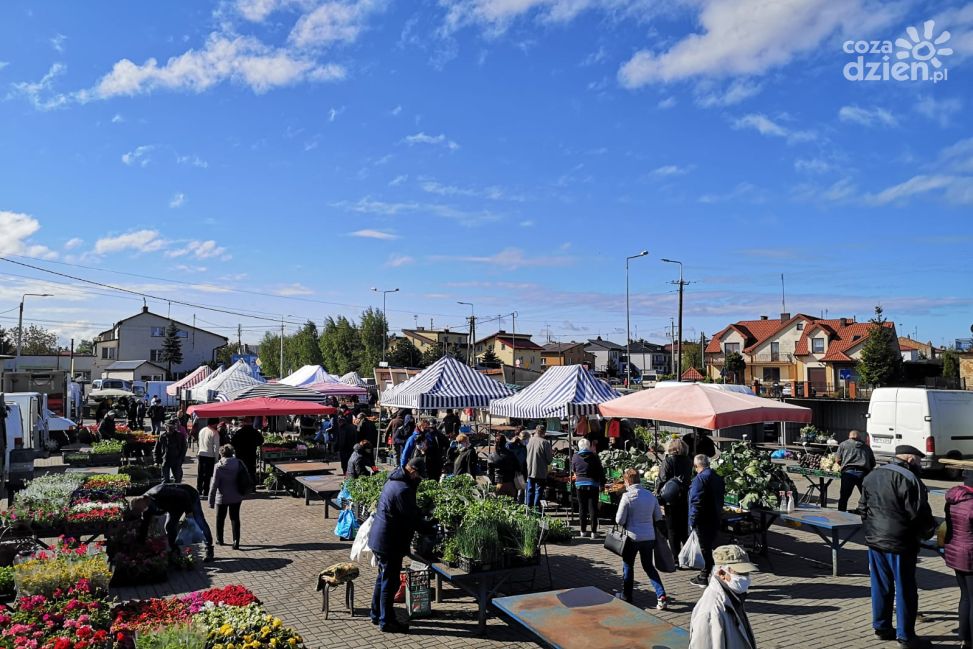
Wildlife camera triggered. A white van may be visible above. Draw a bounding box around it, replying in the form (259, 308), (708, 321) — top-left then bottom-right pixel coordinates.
(5, 392), (49, 458)
(866, 388), (973, 474)
(3, 401), (26, 483)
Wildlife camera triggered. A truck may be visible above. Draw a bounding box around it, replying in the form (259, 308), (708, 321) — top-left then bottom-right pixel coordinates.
(2, 370), (73, 418)
(5, 392), (51, 458)
(144, 381), (176, 408)
(866, 387), (973, 477)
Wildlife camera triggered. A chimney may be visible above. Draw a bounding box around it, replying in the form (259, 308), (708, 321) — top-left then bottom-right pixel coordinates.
(498, 329), (506, 334)
(839, 318), (848, 327)
(142, 305), (149, 313)
(760, 315), (768, 320)
(780, 312), (790, 320)
(417, 326), (425, 331)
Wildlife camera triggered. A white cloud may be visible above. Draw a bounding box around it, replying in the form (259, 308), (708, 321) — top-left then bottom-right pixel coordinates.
(733, 113), (815, 143)
(519, 220), (534, 227)
(91, 33), (346, 98)
(385, 254), (415, 268)
(432, 247), (572, 271)
(651, 164), (693, 177)
(439, 0), (648, 34)
(866, 175), (959, 205)
(175, 264), (209, 273)
(50, 34), (67, 53)
(0, 211), (57, 259)
(390, 104), (402, 116)
(176, 154), (209, 168)
(419, 180), (515, 200)
(657, 97), (676, 109)
(698, 182), (762, 204)
(288, 0), (386, 49)
(328, 105), (345, 122)
(618, 0), (902, 87)
(402, 132), (460, 150)
(794, 158), (832, 174)
(333, 197), (500, 226)
(915, 95), (962, 127)
(167, 240), (230, 260)
(121, 145), (154, 167)
(8, 63), (71, 110)
(111, 113), (123, 123)
(389, 174), (408, 186)
(94, 230), (167, 254)
(0, 61), (9, 71)
(63, 237), (84, 250)
(236, 0), (295, 22)
(350, 229), (399, 240)
(838, 105), (897, 127)
(274, 283), (314, 296)
(694, 78), (762, 108)
(169, 193), (186, 208)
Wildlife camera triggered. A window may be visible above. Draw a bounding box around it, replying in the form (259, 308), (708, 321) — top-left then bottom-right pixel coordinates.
(151, 326), (165, 337)
(101, 347), (115, 360)
(796, 323), (804, 331)
(724, 342), (741, 355)
(770, 342), (780, 361)
(150, 349), (164, 362)
(541, 357), (548, 366)
(812, 338), (825, 354)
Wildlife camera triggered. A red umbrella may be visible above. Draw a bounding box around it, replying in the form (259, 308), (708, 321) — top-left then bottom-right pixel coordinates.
(598, 384), (811, 430)
(187, 397), (336, 418)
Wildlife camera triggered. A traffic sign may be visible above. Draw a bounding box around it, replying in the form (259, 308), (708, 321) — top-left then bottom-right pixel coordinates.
(839, 368), (853, 381)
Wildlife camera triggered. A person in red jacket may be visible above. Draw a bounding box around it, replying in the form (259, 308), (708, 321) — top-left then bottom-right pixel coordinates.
(945, 473), (973, 649)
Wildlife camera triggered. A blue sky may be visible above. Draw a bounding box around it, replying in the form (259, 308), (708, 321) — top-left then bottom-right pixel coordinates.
(1, 0), (971, 351)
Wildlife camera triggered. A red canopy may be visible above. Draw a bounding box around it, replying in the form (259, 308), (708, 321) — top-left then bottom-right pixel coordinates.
(598, 384), (812, 430)
(188, 397), (336, 418)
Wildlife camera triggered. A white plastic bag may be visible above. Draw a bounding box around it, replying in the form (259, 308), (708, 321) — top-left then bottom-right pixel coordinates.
(350, 514), (375, 566)
(678, 529), (705, 570)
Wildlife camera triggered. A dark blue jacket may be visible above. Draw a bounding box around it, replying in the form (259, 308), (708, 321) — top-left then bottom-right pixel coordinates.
(688, 467), (725, 536)
(368, 468), (419, 556)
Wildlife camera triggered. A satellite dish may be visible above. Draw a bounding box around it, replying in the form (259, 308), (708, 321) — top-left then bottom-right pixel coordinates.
(970, 324), (973, 334)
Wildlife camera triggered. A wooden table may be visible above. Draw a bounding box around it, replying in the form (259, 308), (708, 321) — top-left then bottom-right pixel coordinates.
(493, 586), (689, 649)
(786, 466), (841, 507)
(268, 461), (334, 477)
(295, 474), (347, 518)
(429, 561), (540, 634)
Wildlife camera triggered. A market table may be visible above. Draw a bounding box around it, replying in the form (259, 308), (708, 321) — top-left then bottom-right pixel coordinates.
(733, 503), (862, 576)
(268, 461), (334, 477)
(295, 474), (347, 518)
(786, 465), (840, 507)
(428, 561), (541, 634)
(493, 586), (689, 649)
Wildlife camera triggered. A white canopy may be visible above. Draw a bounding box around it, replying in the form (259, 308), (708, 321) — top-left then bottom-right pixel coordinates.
(279, 365), (338, 387)
(489, 365), (619, 418)
(189, 360), (262, 402)
(340, 372), (368, 388)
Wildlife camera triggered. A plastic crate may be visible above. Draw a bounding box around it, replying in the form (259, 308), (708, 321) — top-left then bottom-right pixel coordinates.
(405, 567), (432, 619)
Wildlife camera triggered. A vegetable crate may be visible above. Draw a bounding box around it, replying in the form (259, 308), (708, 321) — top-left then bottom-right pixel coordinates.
(261, 450), (307, 461)
(457, 555), (497, 573)
(404, 567), (432, 619)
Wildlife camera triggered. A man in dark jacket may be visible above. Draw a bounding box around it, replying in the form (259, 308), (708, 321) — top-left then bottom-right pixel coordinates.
(230, 417), (264, 492)
(836, 429), (876, 511)
(368, 458), (424, 633)
(336, 416), (358, 474)
(689, 454), (725, 588)
(355, 412), (379, 447)
(860, 445), (936, 648)
(346, 441), (374, 479)
(147, 398), (166, 434)
(98, 411), (116, 438)
(155, 419), (188, 484)
(571, 438), (605, 537)
(130, 482), (214, 562)
(683, 430), (717, 458)
(441, 409), (461, 436)
(451, 433), (477, 476)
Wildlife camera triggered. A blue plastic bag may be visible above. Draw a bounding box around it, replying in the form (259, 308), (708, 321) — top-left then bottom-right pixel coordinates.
(770, 449), (788, 459)
(337, 481), (352, 503)
(176, 518), (205, 546)
(335, 508), (359, 541)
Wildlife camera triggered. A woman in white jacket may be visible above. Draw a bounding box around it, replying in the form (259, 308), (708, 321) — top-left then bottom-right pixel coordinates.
(689, 545), (759, 649)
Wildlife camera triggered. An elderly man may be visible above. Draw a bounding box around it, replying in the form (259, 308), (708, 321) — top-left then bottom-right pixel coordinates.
(525, 424), (554, 510)
(689, 545), (759, 649)
(689, 454), (725, 588)
(860, 445), (936, 649)
(836, 429), (876, 512)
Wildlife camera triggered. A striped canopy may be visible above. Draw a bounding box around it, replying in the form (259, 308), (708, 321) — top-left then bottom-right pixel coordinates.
(218, 382), (332, 403)
(307, 381), (369, 398)
(167, 365), (211, 396)
(340, 372), (368, 388)
(380, 356), (513, 410)
(489, 365), (620, 418)
(189, 360), (262, 402)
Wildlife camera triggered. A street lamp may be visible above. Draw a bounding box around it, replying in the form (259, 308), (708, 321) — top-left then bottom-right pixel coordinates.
(661, 259), (684, 381)
(625, 251), (649, 388)
(15, 293), (53, 371)
(458, 301), (474, 366)
(372, 287), (399, 362)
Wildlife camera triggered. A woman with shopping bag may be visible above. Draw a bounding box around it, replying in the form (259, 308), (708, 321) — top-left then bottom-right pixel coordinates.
(209, 444), (249, 550)
(613, 468), (670, 609)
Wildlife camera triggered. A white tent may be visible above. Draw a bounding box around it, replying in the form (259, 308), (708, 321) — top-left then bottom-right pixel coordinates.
(340, 372), (368, 388)
(279, 365), (337, 387)
(489, 365), (619, 418)
(381, 356), (513, 410)
(189, 360), (262, 402)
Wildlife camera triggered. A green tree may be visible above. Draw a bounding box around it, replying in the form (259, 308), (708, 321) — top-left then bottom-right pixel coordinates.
(856, 306), (903, 387)
(76, 339), (94, 355)
(10, 324), (59, 355)
(943, 350), (961, 381)
(319, 316), (360, 375)
(680, 342), (702, 374)
(724, 351), (746, 384)
(420, 344), (444, 368)
(358, 307), (387, 372)
(479, 346), (501, 368)
(286, 320), (323, 372)
(0, 327), (11, 355)
(387, 338), (422, 367)
(257, 331), (283, 378)
(160, 321), (184, 379)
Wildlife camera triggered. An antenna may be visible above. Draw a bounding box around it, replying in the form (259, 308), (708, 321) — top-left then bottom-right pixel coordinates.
(781, 273), (786, 313)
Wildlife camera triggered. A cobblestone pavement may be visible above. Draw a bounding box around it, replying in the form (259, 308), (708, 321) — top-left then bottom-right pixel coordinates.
(15, 452), (965, 649)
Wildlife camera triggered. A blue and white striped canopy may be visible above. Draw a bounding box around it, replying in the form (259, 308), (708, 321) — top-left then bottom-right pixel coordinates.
(489, 364), (620, 418)
(218, 382), (331, 403)
(380, 356), (513, 410)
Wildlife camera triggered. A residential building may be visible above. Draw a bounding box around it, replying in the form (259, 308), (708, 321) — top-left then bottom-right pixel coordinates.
(540, 342), (594, 369)
(898, 336), (941, 360)
(705, 312), (899, 392)
(401, 327), (470, 358)
(92, 306), (228, 380)
(479, 364), (543, 387)
(628, 341), (670, 375)
(959, 351), (973, 391)
(3, 353), (95, 380)
(104, 360), (168, 382)
(898, 338), (921, 362)
(584, 337), (625, 374)
(474, 330), (542, 371)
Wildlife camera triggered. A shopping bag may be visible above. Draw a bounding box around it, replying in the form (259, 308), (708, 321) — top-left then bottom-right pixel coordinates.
(350, 514), (374, 563)
(335, 508), (360, 541)
(678, 530), (704, 570)
(337, 481), (352, 503)
(176, 518), (205, 546)
(513, 472), (526, 492)
(654, 536), (677, 573)
(603, 526), (631, 558)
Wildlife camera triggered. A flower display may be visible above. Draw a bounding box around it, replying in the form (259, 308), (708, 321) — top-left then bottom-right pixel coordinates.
(90, 440), (124, 455)
(193, 603), (305, 649)
(180, 586), (261, 614)
(13, 540), (112, 598)
(110, 598), (190, 639)
(65, 506), (125, 525)
(0, 579), (113, 649)
(81, 475), (130, 490)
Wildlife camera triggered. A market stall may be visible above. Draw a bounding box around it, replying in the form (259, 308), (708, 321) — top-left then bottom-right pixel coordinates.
(187, 359), (263, 403)
(380, 356), (514, 410)
(165, 364), (211, 396)
(339, 371), (368, 388)
(279, 365), (338, 387)
(306, 380), (369, 400)
(218, 382), (334, 403)
(188, 397), (334, 418)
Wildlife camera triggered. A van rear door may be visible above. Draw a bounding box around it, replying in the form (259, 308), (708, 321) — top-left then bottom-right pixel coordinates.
(930, 390), (973, 459)
(867, 388), (897, 455)
(895, 390), (929, 456)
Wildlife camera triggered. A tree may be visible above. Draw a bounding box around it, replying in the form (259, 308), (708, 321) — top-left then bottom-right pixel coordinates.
(358, 308), (387, 373)
(680, 342), (702, 375)
(420, 345), (444, 368)
(9, 324), (59, 355)
(319, 316), (360, 375)
(257, 331), (283, 378)
(76, 339), (94, 355)
(943, 350), (961, 381)
(160, 321), (184, 379)
(387, 338), (421, 368)
(856, 306), (903, 387)
(479, 346), (501, 368)
(216, 342), (244, 368)
(0, 327), (11, 355)
(286, 320), (323, 371)
(724, 351), (746, 384)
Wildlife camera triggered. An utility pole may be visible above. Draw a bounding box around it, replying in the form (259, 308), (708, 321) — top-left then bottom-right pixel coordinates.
(237, 324), (243, 355)
(279, 315), (284, 378)
(625, 250), (649, 388)
(661, 259), (688, 381)
(668, 318), (675, 376)
(458, 301), (474, 366)
(372, 287), (399, 363)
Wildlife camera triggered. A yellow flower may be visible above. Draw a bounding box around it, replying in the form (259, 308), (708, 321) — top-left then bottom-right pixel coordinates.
(214, 645), (224, 649)
(221, 624), (235, 636)
(287, 640), (296, 647)
(270, 640), (278, 648)
(261, 626), (271, 635)
(272, 619), (282, 628)
(245, 636), (253, 643)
